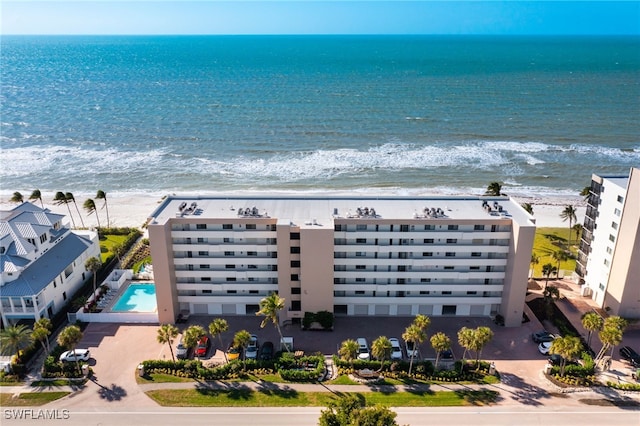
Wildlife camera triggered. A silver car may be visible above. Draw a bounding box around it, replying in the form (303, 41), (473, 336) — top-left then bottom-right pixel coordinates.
(59, 349), (90, 362)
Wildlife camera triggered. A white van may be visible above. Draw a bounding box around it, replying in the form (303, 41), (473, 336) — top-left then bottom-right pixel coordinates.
(356, 337), (370, 360)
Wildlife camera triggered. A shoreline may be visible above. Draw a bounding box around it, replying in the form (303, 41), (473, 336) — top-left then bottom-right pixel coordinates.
(0, 191), (585, 229)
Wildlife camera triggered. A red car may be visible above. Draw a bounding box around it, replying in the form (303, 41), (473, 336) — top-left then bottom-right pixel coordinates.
(195, 336), (209, 357)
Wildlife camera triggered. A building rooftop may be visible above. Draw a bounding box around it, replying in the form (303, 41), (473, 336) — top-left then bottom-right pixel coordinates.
(148, 195), (535, 228)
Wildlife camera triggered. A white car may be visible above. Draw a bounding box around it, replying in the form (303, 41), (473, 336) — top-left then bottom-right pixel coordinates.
(59, 349), (90, 362)
(245, 334), (259, 360)
(389, 338), (403, 360)
(538, 341), (553, 355)
(405, 340), (420, 359)
(357, 338), (370, 360)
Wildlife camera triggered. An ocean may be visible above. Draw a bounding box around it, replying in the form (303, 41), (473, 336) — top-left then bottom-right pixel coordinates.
(1, 35), (639, 200)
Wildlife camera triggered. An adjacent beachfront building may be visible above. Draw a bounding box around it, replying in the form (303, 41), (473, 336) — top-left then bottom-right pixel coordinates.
(148, 195), (536, 327)
(0, 202), (100, 326)
(576, 167), (640, 318)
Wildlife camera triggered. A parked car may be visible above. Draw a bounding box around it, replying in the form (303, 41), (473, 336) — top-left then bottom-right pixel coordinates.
(176, 338), (189, 359)
(245, 335), (259, 359)
(195, 336), (210, 357)
(389, 338), (403, 360)
(259, 341), (274, 361)
(548, 354), (579, 367)
(532, 330), (556, 343)
(538, 341), (553, 355)
(356, 338), (370, 360)
(405, 340), (420, 359)
(59, 349), (90, 363)
(440, 349), (454, 360)
(619, 346), (640, 367)
(227, 344), (240, 360)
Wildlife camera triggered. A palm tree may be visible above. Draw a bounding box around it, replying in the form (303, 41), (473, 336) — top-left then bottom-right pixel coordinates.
(54, 191), (76, 228)
(256, 292), (288, 352)
(471, 326), (493, 370)
(83, 198), (101, 228)
(0, 324), (33, 362)
(96, 190), (110, 228)
(485, 182), (502, 196)
(157, 324), (179, 362)
(10, 191), (24, 203)
(413, 314), (431, 331)
(541, 263), (558, 290)
(371, 336), (392, 372)
(551, 250), (569, 277)
(183, 325), (206, 355)
(430, 332), (451, 370)
(85, 256), (102, 296)
(233, 330), (252, 370)
(457, 326), (475, 372)
(580, 186), (591, 201)
(521, 202), (534, 215)
(208, 318), (229, 363)
(338, 339), (359, 370)
(32, 318), (52, 354)
(572, 223), (583, 243)
(549, 336), (583, 377)
(29, 189), (44, 208)
(597, 326), (623, 363)
(560, 205), (577, 247)
(402, 324), (425, 375)
(530, 253), (540, 278)
(65, 192), (85, 228)
(57, 325), (83, 375)
(603, 315), (627, 333)
(581, 312), (603, 350)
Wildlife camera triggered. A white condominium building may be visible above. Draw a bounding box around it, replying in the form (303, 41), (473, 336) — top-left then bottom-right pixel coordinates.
(577, 167), (640, 318)
(147, 195), (535, 327)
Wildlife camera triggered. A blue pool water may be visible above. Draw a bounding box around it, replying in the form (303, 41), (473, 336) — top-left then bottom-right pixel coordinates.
(111, 283), (157, 313)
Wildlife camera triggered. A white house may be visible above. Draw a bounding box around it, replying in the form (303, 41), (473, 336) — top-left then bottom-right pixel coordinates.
(0, 202), (100, 326)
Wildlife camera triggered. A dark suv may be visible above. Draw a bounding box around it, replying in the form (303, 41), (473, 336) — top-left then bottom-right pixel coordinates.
(619, 346), (640, 367)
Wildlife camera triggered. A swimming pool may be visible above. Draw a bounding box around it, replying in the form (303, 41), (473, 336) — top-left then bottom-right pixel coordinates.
(111, 283), (157, 313)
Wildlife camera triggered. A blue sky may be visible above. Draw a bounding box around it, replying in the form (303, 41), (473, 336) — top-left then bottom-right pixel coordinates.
(2, 1), (639, 35)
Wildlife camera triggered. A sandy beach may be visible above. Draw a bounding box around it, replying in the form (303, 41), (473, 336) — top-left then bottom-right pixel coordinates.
(0, 191), (585, 229)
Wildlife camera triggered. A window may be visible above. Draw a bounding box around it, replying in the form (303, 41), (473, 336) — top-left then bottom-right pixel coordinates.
(196, 224), (206, 230)
(223, 238), (231, 243)
(444, 266), (454, 270)
(201, 277), (211, 282)
(420, 291), (430, 295)
(614, 208), (621, 217)
(470, 266), (480, 270)
(424, 238), (434, 244)
(249, 290), (259, 294)
(355, 291), (365, 295)
(424, 225), (435, 230)
(446, 252), (455, 257)
(225, 264), (235, 269)
(356, 265), (366, 270)
(446, 238), (457, 244)
(291, 274), (299, 281)
(223, 224), (233, 230)
(248, 265), (257, 269)
(611, 222), (618, 230)
(617, 195), (624, 203)
(609, 234), (616, 243)
(355, 278), (366, 283)
(467, 291), (477, 295)
(599, 283), (605, 291)
(199, 264), (210, 269)
(247, 251), (257, 256)
(356, 238), (367, 244)
(227, 277), (236, 282)
(224, 251), (235, 256)
(355, 251), (365, 257)
(290, 246), (300, 254)
(442, 291), (452, 295)
(290, 232), (300, 240)
(202, 289), (212, 293)
(448, 225), (458, 230)
(356, 224), (367, 231)
(246, 224), (256, 230)
(63, 292), (67, 300)
(334, 224), (343, 231)
(291, 301), (301, 311)
(291, 287), (301, 295)
(291, 260), (300, 267)
(420, 278), (431, 283)
(604, 259), (610, 267)
(198, 251), (208, 256)
(471, 252), (481, 257)
(606, 246), (613, 255)
(227, 290), (237, 294)
(423, 252), (433, 257)
(400, 225), (409, 232)
(474, 225), (485, 230)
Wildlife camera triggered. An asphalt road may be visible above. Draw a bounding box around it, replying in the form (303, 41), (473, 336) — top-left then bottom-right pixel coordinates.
(3, 406), (639, 426)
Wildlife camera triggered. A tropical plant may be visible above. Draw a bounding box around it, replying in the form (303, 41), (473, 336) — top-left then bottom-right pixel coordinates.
(580, 186), (591, 201)
(32, 318), (52, 354)
(572, 223), (583, 243)
(560, 205), (577, 247)
(541, 263), (558, 290)
(402, 324), (425, 375)
(549, 336), (583, 376)
(96, 190), (110, 228)
(457, 327), (475, 371)
(85, 257), (102, 297)
(581, 312), (603, 349)
(471, 326), (494, 369)
(371, 336), (392, 372)
(10, 191), (24, 203)
(543, 285), (560, 320)
(603, 315), (627, 333)
(318, 394), (398, 426)
(54, 191), (76, 228)
(208, 318), (229, 363)
(182, 325), (206, 353)
(413, 314), (431, 331)
(83, 198), (100, 228)
(521, 202), (534, 215)
(157, 324), (179, 362)
(29, 189), (44, 208)
(0, 324), (33, 361)
(430, 332), (451, 370)
(256, 292), (288, 352)
(233, 330), (252, 370)
(530, 253), (540, 278)
(597, 326), (623, 361)
(338, 339), (359, 368)
(485, 182), (502, 196)
(65, 192), (85, 228)
(57, 325), (83, 375)
(552, 250), (569, 275)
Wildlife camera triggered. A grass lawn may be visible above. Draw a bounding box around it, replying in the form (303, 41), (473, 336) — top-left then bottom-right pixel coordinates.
(0, 392), (71, 406)
(99, 234), (127, 263)
(531, 227), (578, 278)
(31, 379), (86, 387)
(136, 373), (196, 384)
(145, 388), (498, 407)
